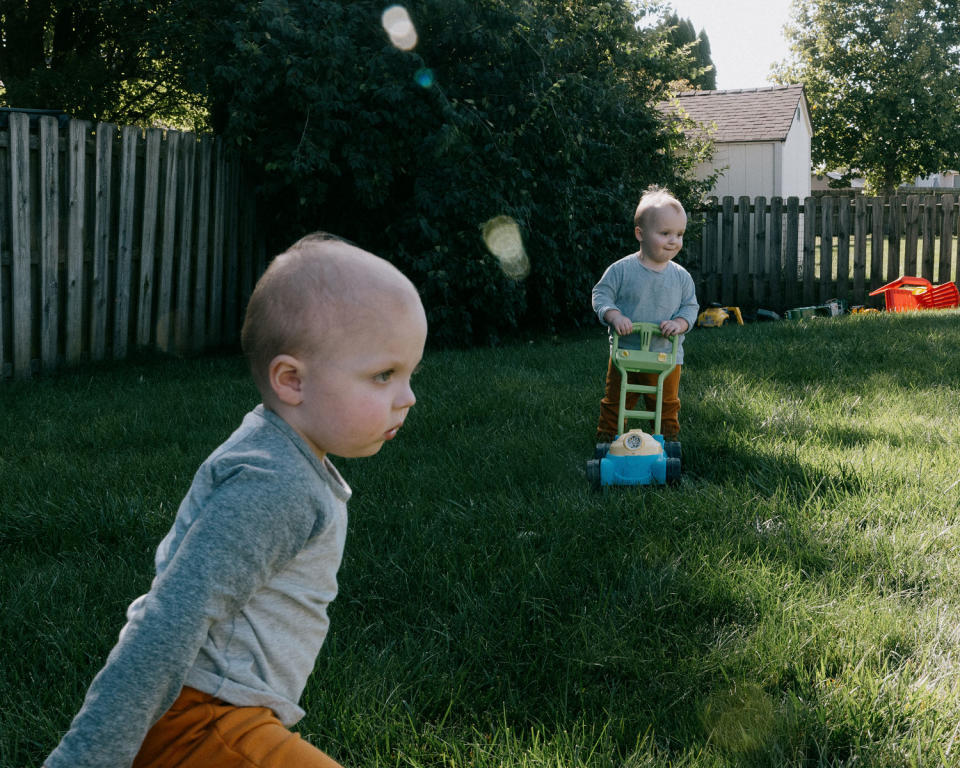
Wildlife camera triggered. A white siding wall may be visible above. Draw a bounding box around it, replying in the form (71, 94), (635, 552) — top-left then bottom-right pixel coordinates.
(780, 107), (812, 198)
(695, 142), (778, 198)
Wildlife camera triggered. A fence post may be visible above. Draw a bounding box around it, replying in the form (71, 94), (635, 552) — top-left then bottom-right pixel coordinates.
(115, 125), (140, 360)
(10, 112), (33, 377)
(785, 197), (799, 307)
(769, 197), (783, 309)
(737, 195), (751, 306)
(904, 195), (919, 276)
(157, 130), (180, 353)
(66, 121), (89, 364)
(40, 116), (60, 373)
(819, 195), (833, 302)
(175, 133), (197, 353)
(802, 196), (816, 305)
(721, 196), (735, 305)
(853, 195), (867, 303)
(870, 197), (884, 291)
(138, 128), (162, 348)
(887, 195), (902, 280)
(193, 137), (213, 351)
(921, 194), (937, 283)
(91, 122), (116, 362)
(704, 197), (719, 302)
(835, 196), (850, 303)
(940, 195), (956, 285)
(753, 196), (767, 307)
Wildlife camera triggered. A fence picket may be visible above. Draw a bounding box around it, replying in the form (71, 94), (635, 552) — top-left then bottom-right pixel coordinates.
(819, 196), (833, 303)
(904, 196), (919, 276)
(921, 195), (937, 283)
(784, 197), (799, 307)
(138, 128), (162, 347)
(870, 197), (883, 293)
(193, 137), (213, 350)
(40, 117), (60, 372)
(753, 196), (767, 306)
(836, 196), (850, 302)
(802, 196), (816, 304)
(10, 113), (33, 378)
(91, 122), (116, 361)
(768, 197), (783, 308)
(115, 125), (139, 359)
(66, 121), (89, 364)
(175, 134), (197, 352)
(721, 196), (735, 304)
(941, 195), (956, 284)
(1, 114), (256, 379)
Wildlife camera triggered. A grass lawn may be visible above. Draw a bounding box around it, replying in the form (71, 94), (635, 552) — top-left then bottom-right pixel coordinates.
(2, 310), (960, 767)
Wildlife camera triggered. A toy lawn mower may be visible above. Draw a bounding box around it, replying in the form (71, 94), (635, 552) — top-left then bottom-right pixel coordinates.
(586, 322), (681, 489)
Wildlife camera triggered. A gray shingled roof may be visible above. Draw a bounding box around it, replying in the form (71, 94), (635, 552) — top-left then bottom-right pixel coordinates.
(659, 85), (807, 143)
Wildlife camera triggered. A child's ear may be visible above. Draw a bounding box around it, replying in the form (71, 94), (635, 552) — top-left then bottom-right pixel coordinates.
(634, 225), (643, 243)
(268, 354), (305, 406)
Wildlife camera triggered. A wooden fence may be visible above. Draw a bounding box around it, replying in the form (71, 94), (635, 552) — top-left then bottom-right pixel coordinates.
(0, 111), (263, 379)
(686, 194), (959, 312)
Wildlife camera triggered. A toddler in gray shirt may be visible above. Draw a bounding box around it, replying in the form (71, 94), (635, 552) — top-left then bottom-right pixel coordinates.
(45, 233), (428, 768)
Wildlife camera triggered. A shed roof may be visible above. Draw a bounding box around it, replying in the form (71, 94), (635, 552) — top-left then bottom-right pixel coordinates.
(659, 85), (807, 143)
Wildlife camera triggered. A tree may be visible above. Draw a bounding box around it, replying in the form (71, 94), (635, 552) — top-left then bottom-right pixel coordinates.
(774, 0), (960, 194)
(0, 0), (207, 127)
(658, 12), (716, 89)
(187, 0), (714, 344)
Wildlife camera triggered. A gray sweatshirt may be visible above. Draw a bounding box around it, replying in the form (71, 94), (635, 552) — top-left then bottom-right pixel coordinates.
(45, 405), (351, 768)
(592, 254), (699, 364)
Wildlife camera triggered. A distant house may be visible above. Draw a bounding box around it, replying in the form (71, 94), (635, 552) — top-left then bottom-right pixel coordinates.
(659, 85), (812, 200)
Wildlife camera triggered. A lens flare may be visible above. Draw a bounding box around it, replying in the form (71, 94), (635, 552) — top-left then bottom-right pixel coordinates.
(414, 68), (435, 88)
(482, 216), (530, 280)
(382, 5), (418, 50)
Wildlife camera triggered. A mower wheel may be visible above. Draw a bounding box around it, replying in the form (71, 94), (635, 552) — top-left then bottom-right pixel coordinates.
(665, 441), (681, 460)
(666, 457), (681, 486)
(585, 459), (601, 490)
(594, 442), (611, 459)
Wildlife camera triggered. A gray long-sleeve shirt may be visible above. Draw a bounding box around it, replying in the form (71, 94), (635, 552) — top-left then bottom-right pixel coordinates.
(45, 405), (351, 768)
(592, 254), (699, 364)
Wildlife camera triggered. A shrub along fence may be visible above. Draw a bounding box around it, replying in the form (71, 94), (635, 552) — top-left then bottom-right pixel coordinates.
(686, 194), (959, 313)
(0, 111), (263, 379)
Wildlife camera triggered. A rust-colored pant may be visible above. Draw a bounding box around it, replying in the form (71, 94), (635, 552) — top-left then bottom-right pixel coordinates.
(596, 359), (682, 440)
(132, 687), (343, 768)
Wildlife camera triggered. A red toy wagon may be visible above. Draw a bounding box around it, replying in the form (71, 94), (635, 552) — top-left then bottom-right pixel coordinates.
(869, 276), (960, 312)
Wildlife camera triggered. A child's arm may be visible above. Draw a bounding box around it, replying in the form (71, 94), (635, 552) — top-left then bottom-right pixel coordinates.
(44, 463), (316, 768)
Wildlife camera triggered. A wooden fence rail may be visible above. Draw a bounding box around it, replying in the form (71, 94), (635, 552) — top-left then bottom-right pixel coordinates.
(686, 194), (959, 313)
(0, 112), (263, 379)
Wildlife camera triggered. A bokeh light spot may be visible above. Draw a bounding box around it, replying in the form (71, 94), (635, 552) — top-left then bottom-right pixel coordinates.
(414, 68), (435, 88)
(382, 5), (418, 51)
(482, 216), (530, 281)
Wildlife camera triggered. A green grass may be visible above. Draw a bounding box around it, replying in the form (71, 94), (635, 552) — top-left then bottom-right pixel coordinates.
(3, 311), (960, 767)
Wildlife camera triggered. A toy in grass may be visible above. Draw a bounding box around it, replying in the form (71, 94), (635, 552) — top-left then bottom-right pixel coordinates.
(586, 322), (681, 489)
(869, 276), (960, 312)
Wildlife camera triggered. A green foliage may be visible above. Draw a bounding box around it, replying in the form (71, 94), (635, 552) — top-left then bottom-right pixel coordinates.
(658, 11), (717, 90)
(0, 1), (208, 127)
(1, 0), (714, 346)
(774, 0), (960, 194)
(188, 0), (713, 346)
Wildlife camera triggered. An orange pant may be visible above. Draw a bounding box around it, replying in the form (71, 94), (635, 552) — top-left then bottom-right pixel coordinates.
(596, 360), (682, 440)
(132, 687), (343, 768)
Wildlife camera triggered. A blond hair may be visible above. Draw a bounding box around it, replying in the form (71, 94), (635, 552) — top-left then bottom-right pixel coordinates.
(633, 185), (685, 230)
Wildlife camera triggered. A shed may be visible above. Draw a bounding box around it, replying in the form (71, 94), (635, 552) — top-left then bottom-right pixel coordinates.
(660, 85), (812, 200)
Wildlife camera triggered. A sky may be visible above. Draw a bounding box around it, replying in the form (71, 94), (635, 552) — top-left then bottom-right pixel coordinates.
(663, 0), (796, 90)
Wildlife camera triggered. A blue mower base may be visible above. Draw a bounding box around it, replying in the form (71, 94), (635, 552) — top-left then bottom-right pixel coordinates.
(586, 429), (681, 489)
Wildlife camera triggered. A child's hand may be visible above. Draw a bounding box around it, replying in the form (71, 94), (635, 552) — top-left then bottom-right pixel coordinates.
(605, 310), (634, 336)
(659, 318), (688, 337)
